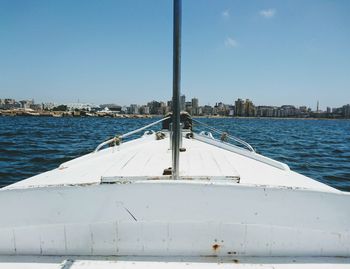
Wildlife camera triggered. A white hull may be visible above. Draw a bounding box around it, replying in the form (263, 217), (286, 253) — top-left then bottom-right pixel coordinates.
(1, 181), (349, 257)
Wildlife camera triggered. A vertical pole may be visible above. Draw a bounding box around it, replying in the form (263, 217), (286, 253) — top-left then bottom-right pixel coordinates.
(172, 0), (181, 180)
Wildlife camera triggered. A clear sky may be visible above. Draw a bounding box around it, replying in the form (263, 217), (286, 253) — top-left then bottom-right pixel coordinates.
(0, 0), (349, 109)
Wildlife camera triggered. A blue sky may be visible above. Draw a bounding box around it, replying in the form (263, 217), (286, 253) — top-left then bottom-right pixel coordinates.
(0, 0), (349, 109)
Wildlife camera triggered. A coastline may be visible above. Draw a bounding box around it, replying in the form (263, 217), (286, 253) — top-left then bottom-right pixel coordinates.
(0, 110), (349, 120)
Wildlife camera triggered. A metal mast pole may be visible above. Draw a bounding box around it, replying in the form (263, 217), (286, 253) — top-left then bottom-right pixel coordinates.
(172, 0), (181, 180)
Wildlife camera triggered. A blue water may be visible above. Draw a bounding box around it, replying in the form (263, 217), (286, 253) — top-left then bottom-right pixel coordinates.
(0, 116), (350, 191)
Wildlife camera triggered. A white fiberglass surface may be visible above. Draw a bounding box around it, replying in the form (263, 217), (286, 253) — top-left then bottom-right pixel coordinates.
(3, 133), (337, 192)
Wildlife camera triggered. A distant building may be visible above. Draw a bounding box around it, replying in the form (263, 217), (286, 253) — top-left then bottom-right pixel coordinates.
(245, 99), (256, 117)
(129, 104), (139, 114)
(121, 106), (128, 114)
(139, 105), (150, 115)
(30, 104), (42, 111)
(68, 103), (101, 112)
(42, 103), (55, 110)
(180, 95), (186, 111)
(191, 98), (199, 115)
(167, 100), (172, 109)
(257, 106), (276, 117)
(234, 98), (245, 116)
(299, 106), (307, 113)
(202, 105), (213, 115)
(234, 98), (255, 117)
(185, 101), (192, 115)
(0, 98), (20, 110)
(280, 105), (296, 117)
(343, 104), (350, 118)
(19, 100), (34, 110)
(332, 107), (343, 116)
(147, 100), (161, 114)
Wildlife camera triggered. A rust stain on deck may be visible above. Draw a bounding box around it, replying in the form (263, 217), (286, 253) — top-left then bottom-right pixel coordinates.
(212, 244), (220, 251)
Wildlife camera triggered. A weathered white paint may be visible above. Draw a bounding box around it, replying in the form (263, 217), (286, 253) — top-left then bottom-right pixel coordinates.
(0, 181), (349, 256)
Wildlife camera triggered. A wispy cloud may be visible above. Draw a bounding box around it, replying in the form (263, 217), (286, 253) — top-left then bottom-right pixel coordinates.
(221, 9), (230, 19)
(259, 8), (276, 18)
(225, 37), (238, 48)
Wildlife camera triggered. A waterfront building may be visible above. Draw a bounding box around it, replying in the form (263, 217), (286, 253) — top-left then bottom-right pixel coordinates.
(234, 98), (255, 117)
(19, 100), (34, 110)
(191, 98), (199, 115)
(245, 99), (256, 117)
(343, 104), (350, 118)
(234, 98), (245, 116)
(197, 106), (203, 116)
(202, 105), (213, 116)
(280, 105), (297, 117)
(299, 106), (307, 113)
(3, 98), (16, 105)
(139, 105), (150, 115)
(158, 102), (167, 115)
(147, 100), (161, 115)
(121, 106), (128, 114)
(180, 95), (186, 111)
(185, 101), (193, 115)
(257, 106), (273, 117)
(0, 98), (20, 110)
(68, 103), (100, 112)
(129, 104), (139, 114)
(332, 107), (343, 117)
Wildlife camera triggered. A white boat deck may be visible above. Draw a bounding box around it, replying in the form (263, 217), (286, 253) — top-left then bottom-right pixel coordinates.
(1, 130), (349, 266)
(1, 255), (350, 269)
(4, 131), (337, 193)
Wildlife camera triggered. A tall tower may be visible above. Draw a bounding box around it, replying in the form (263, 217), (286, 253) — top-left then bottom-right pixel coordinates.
(191, 97), (199, 116)
(317, 100), (319, 113)
(180, 95), (186, 111)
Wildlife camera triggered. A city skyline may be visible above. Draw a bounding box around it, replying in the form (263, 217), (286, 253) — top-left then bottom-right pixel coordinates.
(1, 96), (350, 119)
(1, 1), (349, 108)
(0, 94), (341, 112)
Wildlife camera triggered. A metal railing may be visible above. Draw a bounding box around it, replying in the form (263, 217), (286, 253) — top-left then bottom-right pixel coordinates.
(192, 118), (255, 152)
(94, 117), (170, 153)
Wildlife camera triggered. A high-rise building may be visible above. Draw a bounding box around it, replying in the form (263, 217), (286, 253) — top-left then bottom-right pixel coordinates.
(147, 100), (161, 114)
(245, 99), (256, 117)
(234, 98), (245, 116)
(343, 104), (350, 118)
(191, 98), (199, 115)
(191, 98), (198, 108)
(180, 95), (186, 111)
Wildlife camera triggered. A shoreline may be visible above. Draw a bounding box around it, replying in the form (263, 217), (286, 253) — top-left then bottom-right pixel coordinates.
(0, 110), (349, 120)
